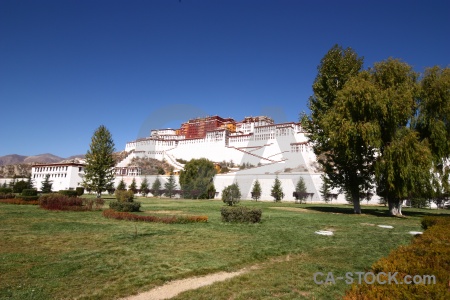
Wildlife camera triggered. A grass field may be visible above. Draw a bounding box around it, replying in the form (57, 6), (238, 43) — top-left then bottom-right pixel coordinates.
(1, 197), (448, 299)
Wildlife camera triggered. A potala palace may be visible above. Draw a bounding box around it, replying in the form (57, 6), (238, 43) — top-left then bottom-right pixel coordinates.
(116, 115), (329, 202)
(29, 115), (360, 203)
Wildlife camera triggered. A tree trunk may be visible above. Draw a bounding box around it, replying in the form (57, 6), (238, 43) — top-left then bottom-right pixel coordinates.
(388, 198), (402, 216)
(352, 190), (361, 214)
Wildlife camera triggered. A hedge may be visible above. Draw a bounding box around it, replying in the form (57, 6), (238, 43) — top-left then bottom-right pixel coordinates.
(102, 209), (208, 224)
(344, 216), (450, 299)
(59, 190), (78, 197)
(109, 201), (141, 212)
(220, 206), (262, 223)
(0, 198), (39, 205)
(22, 189), (38, 196)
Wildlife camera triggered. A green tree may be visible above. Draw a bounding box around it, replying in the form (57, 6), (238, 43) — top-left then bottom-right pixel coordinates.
(222, 182), (241, 206)
(270, 176), (284, 202)
(295, 177), (308, 204)
(251, 179), (262, 201)
(151, 177), (162, 197)
(164, 173), (178, 198)
(13, 180), (28, 193)
(116, 178), (126, 191)
(26, 174), (34, 189)
(302, 44), (367, 213)
(140, 177), (149, 197)
(41, 174), (53, 193)
(179, 158), (217, 199)
(129, 178), (137, 194)
(83, 125), (116, 198)
(320, 174), (331, 203)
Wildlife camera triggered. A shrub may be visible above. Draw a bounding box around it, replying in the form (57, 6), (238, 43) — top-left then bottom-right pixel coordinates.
(59, 190), (78, 197)
(102, 209), (208, 224)
(22, 189), (38, 196)
(222, 183), (241, 206)
(13, 180), (28, 193)
(344, 216), (450, 299)
(0, 188), (13, 194)
(38, 193), (100, 211)
(115, 190), (134, 202)
(0, 199), (39, 205)
(220, 206), (262, 223)
(76, 187), (85, 196)
(109, 201), (141, 212)
(20, 195), (40, 201)
(0, 193), (15, 199)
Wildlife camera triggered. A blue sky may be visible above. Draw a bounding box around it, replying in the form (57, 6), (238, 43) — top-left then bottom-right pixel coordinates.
(1, 0), (449, 157)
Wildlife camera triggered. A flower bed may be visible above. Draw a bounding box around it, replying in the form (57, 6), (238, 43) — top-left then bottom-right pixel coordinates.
(344, 215), (450, 299)
(0, 198), (39, 205)
(102, 209), (208, 224)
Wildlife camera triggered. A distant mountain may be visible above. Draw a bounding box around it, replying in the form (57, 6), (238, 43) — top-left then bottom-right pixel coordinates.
(0, 153), (86, 166)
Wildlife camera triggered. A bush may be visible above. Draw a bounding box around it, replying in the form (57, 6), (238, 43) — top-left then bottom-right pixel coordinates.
(39, 194), (83, 210)
(344, 216), (450, 299)
(115, 190), (134, 202)
(76, 187), (85, 196)
(109, 201), (141, 212)
(0, 188), (13, 194)
(220, 206), (262, 223)
(102, 209), (208, 224)
(13, 180), (28, 193)
(20, 195), (40, 201)
(0, 199), (39, 205)
(22, 189), (38, 196)
(222, 183), (241, 206)
(0, 193), (15, 199)
(59, 190), (78, 197)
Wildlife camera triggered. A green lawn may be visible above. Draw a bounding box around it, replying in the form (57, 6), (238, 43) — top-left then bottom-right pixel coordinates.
(1, 198), (448, 299)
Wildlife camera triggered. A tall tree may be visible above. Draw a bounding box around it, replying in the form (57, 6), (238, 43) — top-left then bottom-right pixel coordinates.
(140, 177), (149, 197)
(26, 174), (34, 189)
(179, 158), (217, 199)
(164, 173), (177, 198)
(151, 177), (162, 198)
(320, 174), (331, 203)
(414, 66), (450, 206)
(302, 44), (366, 213)
(83, 125), (116, 198)
(41, 174), (53, 193)
(251, 179), (262, 201)
(271, 176), (284, 202)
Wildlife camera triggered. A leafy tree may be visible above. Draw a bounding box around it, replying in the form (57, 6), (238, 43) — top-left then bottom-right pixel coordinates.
(151, 177), (162, 197)
(129, 178), (137, 194)
(140, 177), (149, 197)
(41, 174), (53, 193)
(164, 173), (178, 198)
(320, 174), (331, 203)
(251, 179), (262, 201)
(179, 158), (217, 199)
(302, 44), (366, 213)
(222, 182), (241, 206)
(270, 176), (284, 202)
(295, 177), (308, 204)
(116, 179), (127, 191)
(83, 125), (116, 198)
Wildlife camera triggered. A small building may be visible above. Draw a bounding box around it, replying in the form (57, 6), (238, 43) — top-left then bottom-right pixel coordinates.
(31, 162), (85, 192)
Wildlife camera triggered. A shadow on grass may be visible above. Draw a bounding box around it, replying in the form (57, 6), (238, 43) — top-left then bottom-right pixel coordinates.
(302, 205), (450, 218)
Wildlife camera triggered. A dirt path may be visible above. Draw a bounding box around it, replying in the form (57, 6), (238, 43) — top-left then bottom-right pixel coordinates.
(121, 267), (253, 300)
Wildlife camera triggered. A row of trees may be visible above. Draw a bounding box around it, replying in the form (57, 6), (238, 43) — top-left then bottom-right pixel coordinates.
(302, 44), (450, 215)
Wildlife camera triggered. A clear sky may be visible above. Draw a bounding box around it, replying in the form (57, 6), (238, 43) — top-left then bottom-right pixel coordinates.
(1, 0), (449, 157)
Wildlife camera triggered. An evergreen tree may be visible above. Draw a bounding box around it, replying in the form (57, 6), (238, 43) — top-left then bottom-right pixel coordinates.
(129, 178), (137, 194)
(295, 177), (308, 204)
(222, 182), (241, 206)
(251, 179), (262, 201)
(26, 174), (34, 189)
(83, 125), (116, 198)
(116, 178), (127, 191)
(271, 176), (284, 202)
(140, 177), (149, 197)
(41, 174), (53, 193)
(151, 177), (162, 197)
(164, 173), (177, 198)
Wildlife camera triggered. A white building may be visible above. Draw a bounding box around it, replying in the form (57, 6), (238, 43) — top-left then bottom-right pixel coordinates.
(31, 162), (85, 192)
